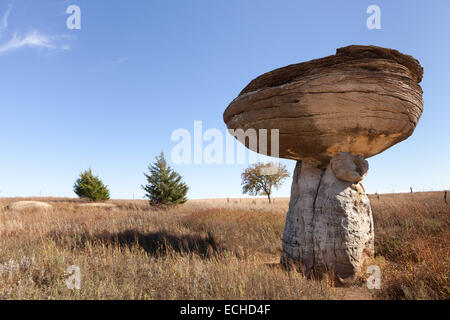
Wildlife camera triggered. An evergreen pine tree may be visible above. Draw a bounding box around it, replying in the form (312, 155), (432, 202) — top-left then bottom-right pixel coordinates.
(73, 168), (110, 202)
(142, 152), (188, 205)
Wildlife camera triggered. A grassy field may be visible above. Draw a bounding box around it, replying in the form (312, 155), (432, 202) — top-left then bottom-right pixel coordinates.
(0, 192), (448, 300)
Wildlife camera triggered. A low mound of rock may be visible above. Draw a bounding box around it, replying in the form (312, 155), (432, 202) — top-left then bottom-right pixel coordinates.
(7, 201), (53, 211)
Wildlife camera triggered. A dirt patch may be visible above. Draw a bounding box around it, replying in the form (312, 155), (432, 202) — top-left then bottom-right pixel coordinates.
(334, 287), (375, 300)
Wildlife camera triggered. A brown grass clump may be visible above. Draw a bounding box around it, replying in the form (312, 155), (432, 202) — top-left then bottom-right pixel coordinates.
(0, 192), (447, 300)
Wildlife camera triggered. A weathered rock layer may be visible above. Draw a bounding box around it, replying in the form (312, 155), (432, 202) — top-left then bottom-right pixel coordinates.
(224, 45), (424, 167)
(282, 153), (374, 282)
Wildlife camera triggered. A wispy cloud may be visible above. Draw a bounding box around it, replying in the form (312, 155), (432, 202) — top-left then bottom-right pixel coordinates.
(1, 3), (12, 30)
(112, 56), (136, 64)
(0, 4), (74, 55)
(0, 30), (71, 54)
(88, 56), (136, 72)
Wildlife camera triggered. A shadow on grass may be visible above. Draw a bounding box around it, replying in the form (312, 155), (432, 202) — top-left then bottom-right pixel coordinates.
(51, 229), (221, 258)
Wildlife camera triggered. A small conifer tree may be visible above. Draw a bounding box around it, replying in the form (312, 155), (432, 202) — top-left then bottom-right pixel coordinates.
(142, 152), (188, 205)
(73, 168), (110, 202)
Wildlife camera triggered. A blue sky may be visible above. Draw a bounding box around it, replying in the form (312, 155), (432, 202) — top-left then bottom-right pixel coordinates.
(0, 0), (449, 199)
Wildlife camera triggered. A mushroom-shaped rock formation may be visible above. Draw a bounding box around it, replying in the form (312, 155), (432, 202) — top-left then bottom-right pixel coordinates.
(223, 45), (423, 283)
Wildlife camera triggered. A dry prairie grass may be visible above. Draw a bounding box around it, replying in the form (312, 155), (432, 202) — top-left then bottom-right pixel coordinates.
(0, 197), (331, 300)
(0, 192), (448, 300)
(369, 192), (449, 299)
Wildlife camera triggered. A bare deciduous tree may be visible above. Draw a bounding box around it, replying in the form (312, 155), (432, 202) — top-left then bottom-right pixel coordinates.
(241, 162), (289, 203)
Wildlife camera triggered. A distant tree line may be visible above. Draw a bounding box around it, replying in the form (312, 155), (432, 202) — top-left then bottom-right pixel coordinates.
(73, 153), (289, 205)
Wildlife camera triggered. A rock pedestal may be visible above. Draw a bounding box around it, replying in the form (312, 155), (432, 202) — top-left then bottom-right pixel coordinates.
(281, 153), (374, 283)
